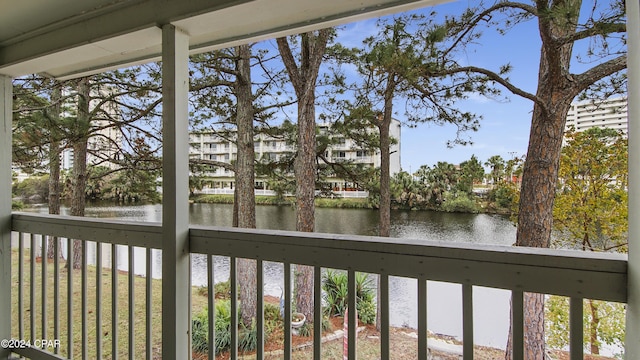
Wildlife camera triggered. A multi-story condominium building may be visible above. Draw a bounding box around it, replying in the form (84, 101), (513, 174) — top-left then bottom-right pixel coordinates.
(60, 121), (123, 170)
(61, 88), (124, 171)
(189, 119), (401, 192)
(565, 96), (628, 135)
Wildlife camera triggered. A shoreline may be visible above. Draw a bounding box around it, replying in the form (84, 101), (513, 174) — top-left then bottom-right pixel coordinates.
(190, 193), (515, 216)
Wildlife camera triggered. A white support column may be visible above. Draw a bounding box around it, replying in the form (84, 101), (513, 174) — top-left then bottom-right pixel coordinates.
(161, 24), (191, 359)
(0, 76), (12, 360)
(626, 0), (640, 358)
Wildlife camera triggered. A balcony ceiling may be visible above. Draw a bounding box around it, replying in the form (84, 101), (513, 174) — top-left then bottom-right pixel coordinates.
(0, 0), (445, 80)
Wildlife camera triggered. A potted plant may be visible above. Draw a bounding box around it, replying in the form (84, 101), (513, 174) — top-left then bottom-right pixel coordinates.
(291, 312), (306, 328)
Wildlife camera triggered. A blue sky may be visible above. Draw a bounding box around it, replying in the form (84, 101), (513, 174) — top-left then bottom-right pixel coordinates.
(250, 1), (623, 173)
(337, 0), (627, 173)
(331, 1), (544, 172)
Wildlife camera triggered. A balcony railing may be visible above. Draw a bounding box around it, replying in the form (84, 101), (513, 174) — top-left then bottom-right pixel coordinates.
(8, 212), (628, 359)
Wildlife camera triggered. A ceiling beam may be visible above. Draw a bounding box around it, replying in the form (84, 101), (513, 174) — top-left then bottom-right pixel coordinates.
(0, 0), (251, 68)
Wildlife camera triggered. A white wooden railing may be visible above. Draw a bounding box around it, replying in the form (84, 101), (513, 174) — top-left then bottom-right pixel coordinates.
(8, 212), (628, 360)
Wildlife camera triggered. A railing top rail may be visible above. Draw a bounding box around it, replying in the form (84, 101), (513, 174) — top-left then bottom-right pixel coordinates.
(190, 225), (628, 303)
(190, 224), (627, 266)
(10, 213), (628, 302)
(12, 212), (163, 249)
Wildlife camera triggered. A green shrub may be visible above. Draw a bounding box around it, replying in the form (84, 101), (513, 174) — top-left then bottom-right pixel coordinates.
(192, 300), (233, 354)
(322, 270), (376, 324)
(322, 314), (333, 332)
(214, 301), (233, 353)
(264, 302), (281, 322)
(255, 195), (293, 206)
(191, 194), (293, 206)
(214, 280), (231, 299)
(11, 200), (24, 210)
(193, 194), (235, 204)
(297, 322), (312, 337)
(193, 300), (281, 355)
(545, 296), (625, 356)
(440, 191), (479, 213)
(315, 197), (373, 209)
(13, 175), (49, 200)
(323, 270), (348, 317)
(488, 182), (519, 210)
(192, 308), (210, 353)
(356, 299), (376, 325)
(238, 321), (258, 353)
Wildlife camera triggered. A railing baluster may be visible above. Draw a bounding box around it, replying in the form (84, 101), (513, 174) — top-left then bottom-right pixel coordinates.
(207, 255), (214, 360)
(313, 266), (322, 360)
(82, 241), (88, 359)
(570, 297), (583, 360)
(97, 241), (103, 360)
(511, 290), (524, 360)
(348, 270), (357, 360)
(230, 257), (238, 360)
(18, 232), (24, 341)
(284, 263), (291, 360)
(129, 246), (135, 359)
(256, 259), (264, 359)
(112, 243), (118, 360)
(54, 236), (60, 355)
(463, 284), (474, 360)
(42, 235), (48, 341)
(146, 248), (153, 360)
(30, 233), (36, 342)
(9, 214), (629, 360)
(67, 237), (73, 358)
(418, 278), (427, 360)
(380, 274), (390, 360)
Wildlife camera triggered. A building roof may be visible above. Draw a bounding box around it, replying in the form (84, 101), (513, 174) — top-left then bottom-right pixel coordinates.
(0, 0), (444, 80)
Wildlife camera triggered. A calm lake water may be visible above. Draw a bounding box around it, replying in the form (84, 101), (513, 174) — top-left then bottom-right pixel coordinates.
(23, 203), (517, 349)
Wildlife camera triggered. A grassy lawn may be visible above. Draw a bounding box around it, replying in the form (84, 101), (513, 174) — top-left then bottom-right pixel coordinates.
(10, 247), (209, 359)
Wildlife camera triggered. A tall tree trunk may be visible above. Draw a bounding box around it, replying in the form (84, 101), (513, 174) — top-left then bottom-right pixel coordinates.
(376, 75), (395, 331)
(378, 80), (394, 239)
(509, 2), (582, 359)
(588, 299), (600, 355)
(234, 44), (258, 328)
(277, 30), (330, 322)
(47, 81), (62, 259)
(293, 84), (317, 320)
(70, 77), (90, 269)
(294, 94), (318, 228)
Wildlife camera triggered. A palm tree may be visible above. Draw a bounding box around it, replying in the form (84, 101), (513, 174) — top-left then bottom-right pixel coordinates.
(484, 155), (505, 185)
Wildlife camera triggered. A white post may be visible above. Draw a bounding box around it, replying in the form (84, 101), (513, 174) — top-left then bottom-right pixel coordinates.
(161, 24), (191, 359)
(0, 76), (12, 360)
(626, 0), (640, 357)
